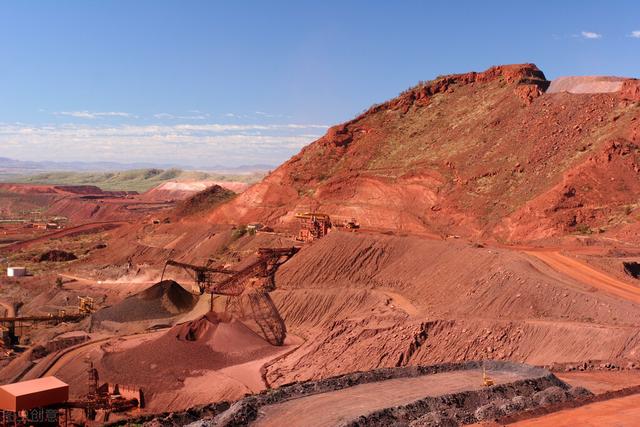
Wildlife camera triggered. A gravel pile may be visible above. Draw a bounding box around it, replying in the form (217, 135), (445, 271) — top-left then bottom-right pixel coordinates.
(93, 280), (198, 323)
(98, 312), (278, 393)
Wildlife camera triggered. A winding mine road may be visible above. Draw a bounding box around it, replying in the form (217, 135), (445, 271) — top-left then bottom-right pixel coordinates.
(253, 368), (527, 427)
(526, 251), (640, 304)
(34, 337), (114, 378)
(0, 221), (128, 253)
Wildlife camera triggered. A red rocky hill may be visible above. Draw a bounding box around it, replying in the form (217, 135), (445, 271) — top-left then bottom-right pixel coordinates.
(210, 64), (640, 243)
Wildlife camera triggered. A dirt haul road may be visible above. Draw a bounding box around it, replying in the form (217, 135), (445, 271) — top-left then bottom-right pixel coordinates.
(253, 368), (526, 427)
(0, 221), (127, 253)
(526, 250), (640, 304)
(34, 337), (114, 378)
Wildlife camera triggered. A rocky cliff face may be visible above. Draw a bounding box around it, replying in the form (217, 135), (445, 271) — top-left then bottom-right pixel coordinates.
(210, 63), (640, 243)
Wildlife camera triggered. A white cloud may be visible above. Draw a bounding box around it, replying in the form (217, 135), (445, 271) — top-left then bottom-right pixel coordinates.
(223, 111), (294, 120)
(54, 111), (134, 119)
(581, 31), (602, 39)
(630, 31), (640, 38)
(0, 121), (328, 166)
(153, 113), (175, 119)
(224, 112), (248, 119)
(255, 111), (280, 118)
(255, 111), (293, 119)
(153, 112), (209, 120)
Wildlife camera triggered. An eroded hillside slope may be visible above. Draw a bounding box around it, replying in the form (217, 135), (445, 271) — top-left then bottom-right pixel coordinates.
(265, 232), (640, 385)
(211, 64), (640, 242)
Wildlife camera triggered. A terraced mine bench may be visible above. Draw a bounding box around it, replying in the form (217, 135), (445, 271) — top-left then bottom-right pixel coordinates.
(128, 361), (587, 426)
(245, 361), (566, 427)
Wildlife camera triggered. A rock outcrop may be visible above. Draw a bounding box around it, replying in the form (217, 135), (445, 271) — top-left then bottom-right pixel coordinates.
(207, 63), (640, 243)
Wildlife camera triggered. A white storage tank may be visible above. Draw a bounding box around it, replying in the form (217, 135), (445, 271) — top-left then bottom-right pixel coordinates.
(7, 267), (27, 277)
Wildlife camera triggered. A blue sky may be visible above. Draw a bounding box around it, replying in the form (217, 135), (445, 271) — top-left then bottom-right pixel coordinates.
(1, 0), (639, 168)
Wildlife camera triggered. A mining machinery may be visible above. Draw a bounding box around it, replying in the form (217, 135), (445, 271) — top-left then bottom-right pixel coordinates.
(295, 212), (332, 242)
(295, 212), (359, 242)
(0, 298), (94, 345)
(210, 247), (298, 295)
(73, 360), (140, 422)
(78, 296), (95, 314)
(160, 259), (237, 294)
(482, 365), (495, 387)
(343, 217), (360, 230)
(161, 247), (298, 346)
(210, 247), (298, 346)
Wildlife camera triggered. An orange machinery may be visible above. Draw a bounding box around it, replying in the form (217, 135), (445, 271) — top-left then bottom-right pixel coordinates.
(294, 212), (331, 242)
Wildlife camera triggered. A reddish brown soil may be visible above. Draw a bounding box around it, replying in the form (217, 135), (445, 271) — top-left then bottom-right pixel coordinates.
(173, 184), (236, 216)
(29, 224), (639, 414)
(44, 195), (172, 224)
(276, 232), (640, 325)
(100, 313), (278, 382)
(525, 250), (640, 303)
(261, 232), (640, 386)
(557, 370), (640, 394)
(509, 393), (640, 426)
(0, 221), (126, 253)
(93, 312), (284, 409)
(0, 182), (181, 227)
(575, 250), (640, 287)
(0, 183), (111, 196)
(0, 183), (133, 220)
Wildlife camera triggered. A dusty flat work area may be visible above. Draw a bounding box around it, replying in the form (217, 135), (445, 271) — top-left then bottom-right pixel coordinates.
(511, 393), (640, 427)
(557, 370), (640, 394)
(253, 368), (527, 427)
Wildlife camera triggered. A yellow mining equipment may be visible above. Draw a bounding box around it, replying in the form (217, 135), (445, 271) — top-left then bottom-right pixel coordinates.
(482, 365), (495, 387)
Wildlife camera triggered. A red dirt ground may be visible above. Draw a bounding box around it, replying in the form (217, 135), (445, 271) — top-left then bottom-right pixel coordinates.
(260, 232), (640, 387)
(509, 393), (640, 426)
(557, 371), (640, 394)
(0, 180), (231, 228)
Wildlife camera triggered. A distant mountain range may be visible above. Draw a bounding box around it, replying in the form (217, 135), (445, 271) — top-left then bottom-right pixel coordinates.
(0, 157), (273, 175)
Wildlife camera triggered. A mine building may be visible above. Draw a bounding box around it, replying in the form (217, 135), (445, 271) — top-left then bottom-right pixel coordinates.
(32, 223), (58, 230)
(0, 376), (69, 426)
(247, 223), (264, 233)
(6, 268), (26, 278)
